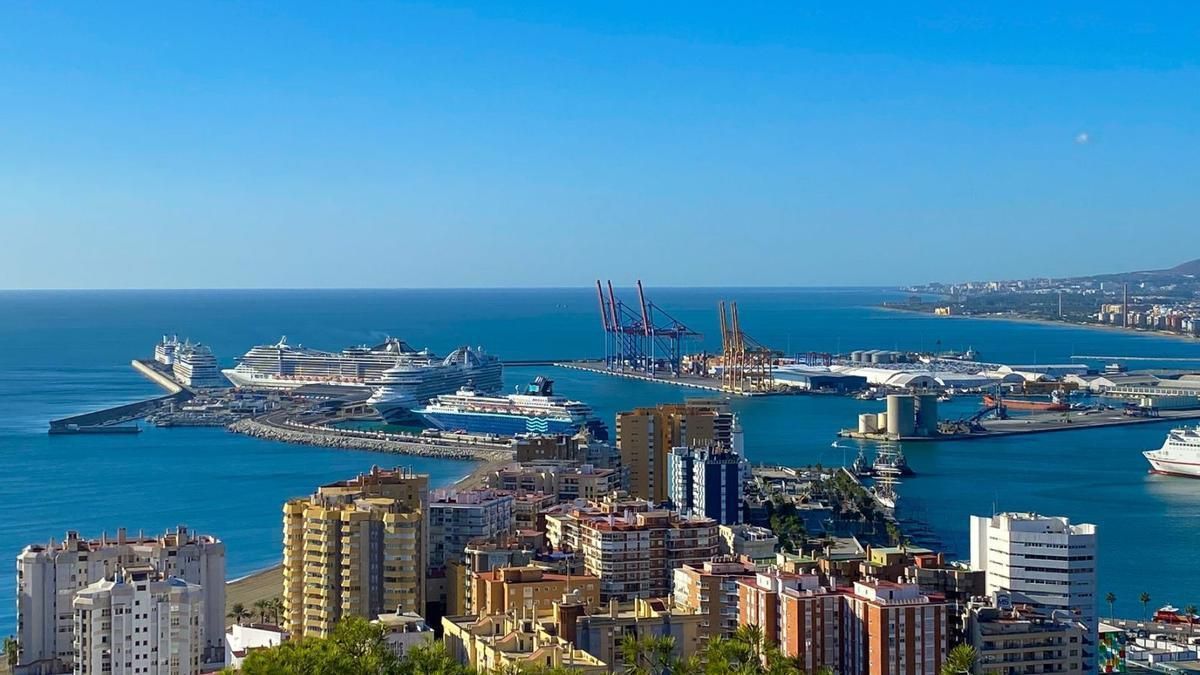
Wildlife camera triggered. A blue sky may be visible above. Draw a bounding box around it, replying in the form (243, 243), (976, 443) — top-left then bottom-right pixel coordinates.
(1, 2), (1197, 288)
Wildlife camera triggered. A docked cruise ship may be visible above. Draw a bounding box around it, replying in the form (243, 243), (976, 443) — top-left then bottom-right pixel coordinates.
(172, 341), (228, 389)
(366, 346), (503, 422)
(222, 336), (424, 389)
(1144, 425), (1200, 478)
(410, 377), (609, 439)
(154, 335), (180, 365)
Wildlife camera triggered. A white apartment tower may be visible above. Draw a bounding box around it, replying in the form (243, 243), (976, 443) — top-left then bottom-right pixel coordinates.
(970, 513), (1098, 656)
(73, 566), (206, 675)
(17, 527), (225, 671)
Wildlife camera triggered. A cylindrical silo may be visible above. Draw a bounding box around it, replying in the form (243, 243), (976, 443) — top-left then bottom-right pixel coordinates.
(876, 412), (888, 430)
(915, 393), (939, 435)
(858, 413), (877, 434)
(851, 350), (865, 363)
(886, 394), (916, 437)
(870, 351), (884, 364)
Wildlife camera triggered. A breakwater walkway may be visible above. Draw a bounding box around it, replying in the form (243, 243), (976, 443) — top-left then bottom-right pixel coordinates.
(228, 418), (512, 462)
(48, 360), (193, 433)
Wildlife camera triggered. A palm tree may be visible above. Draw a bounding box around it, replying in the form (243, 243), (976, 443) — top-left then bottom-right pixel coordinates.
(1140, 592), (1152, 620)
(1186, 604), (1198, 634)
(941, 644), (976, 675)
(227, 602), (250, 626)
(621, 634), (677, 675)
(3, 635), (20, 670)
(253, 599), (269, 625)
(268, 597), (285, 625)
(1105, 592), (1116, 620)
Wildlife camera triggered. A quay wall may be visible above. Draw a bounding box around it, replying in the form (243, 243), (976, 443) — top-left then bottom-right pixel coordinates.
(228, 418), (511, 462)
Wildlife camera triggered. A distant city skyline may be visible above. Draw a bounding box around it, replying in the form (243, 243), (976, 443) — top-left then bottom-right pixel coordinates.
(2, 3), (1197, 289)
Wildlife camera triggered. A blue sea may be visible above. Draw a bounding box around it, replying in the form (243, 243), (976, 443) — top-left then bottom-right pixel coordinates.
(2, 288), (1199, 633)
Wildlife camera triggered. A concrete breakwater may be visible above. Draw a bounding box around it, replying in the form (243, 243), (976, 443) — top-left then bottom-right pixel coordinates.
(227, 418), (511, 462)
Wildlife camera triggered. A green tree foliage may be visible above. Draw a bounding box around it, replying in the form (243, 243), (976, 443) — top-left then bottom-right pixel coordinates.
(235, 616), (471, 675)
(4, 635), (20, 669)
(767, 502), (807, 554)
(940, 644), (976, 675)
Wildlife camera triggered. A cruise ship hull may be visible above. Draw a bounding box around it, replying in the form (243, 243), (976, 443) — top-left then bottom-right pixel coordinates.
(415, 409), (609, 440)
(1144, 451), (1200, 478)
(222, 368), (371, 390)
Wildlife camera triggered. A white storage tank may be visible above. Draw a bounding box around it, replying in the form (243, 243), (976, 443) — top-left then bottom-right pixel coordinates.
(885, 394), (916, 437)
(876, 412), (888, 430)
(858, 413), (878, 433)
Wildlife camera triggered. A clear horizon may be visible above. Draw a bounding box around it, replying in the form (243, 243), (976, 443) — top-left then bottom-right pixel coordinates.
(2, 3), (1197, 289)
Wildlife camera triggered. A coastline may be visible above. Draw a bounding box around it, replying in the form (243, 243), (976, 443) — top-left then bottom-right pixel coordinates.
(879, 305), (1200, 347)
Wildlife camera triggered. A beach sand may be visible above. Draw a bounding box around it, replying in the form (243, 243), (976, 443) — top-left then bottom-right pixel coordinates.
(225, 565), (283, 627)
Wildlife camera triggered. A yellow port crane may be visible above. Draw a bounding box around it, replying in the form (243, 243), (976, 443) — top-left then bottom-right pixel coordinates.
(718, 300), (776, 393)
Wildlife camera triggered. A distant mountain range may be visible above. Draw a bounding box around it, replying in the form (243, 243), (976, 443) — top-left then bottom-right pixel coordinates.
(1154, 258), (1200, 276)
(1080, 258), (1200, 282)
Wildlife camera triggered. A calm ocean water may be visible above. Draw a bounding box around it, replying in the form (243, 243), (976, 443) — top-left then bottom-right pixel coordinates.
(1, 288), (1198, 633)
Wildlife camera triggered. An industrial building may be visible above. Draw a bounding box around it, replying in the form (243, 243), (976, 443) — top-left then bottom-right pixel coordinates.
(855, 394), (941, 439)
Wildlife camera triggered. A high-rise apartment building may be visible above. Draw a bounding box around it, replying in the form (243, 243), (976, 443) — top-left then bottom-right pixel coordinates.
(566, 500), (719, 600)
(616, 400), (732, 502)
(737, 570), (843, 671)
(282, 467), (428, 638)
(17, 526), (226, 670)
(427, 489), (516, 572)
(672, 557), (755, 640)
(735, 573), (949, 675)
(969, 513), (1098, 650)
(666, 444), (745, 524)
(73, 565), (206, 675)
(841, 580), (950, 675)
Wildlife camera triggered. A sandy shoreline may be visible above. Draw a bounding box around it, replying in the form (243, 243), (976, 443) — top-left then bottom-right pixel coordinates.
(880, 305), (1200, 347)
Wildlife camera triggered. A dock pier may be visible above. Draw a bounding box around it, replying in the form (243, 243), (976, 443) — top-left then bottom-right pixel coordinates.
(47, 360), (193, 434)
(839, 407), (1200, 442)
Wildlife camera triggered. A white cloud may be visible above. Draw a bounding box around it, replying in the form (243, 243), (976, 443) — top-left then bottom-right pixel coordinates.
(1075, 132), (1091, 145)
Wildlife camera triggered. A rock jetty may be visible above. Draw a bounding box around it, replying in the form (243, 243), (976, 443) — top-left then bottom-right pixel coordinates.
(228, 418), (511, 462)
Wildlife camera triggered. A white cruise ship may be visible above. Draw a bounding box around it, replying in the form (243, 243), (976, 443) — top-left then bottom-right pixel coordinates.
(223, 336), (420, 389)
(367, 346), (503, 422)
(1144, 425), (1200, 478)
(154, 335), (180, 365)
(409, 376), (609, 439)
(172, 342), (229, 389)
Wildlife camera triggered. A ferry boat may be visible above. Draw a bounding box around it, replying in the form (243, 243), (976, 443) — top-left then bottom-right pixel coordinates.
(223, 336), (429, 389)
(172, 342), (228, 388)
(409, 376), (609, 439)
(366, 346), (504, 422)
(1144, 425), (1200, 478)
